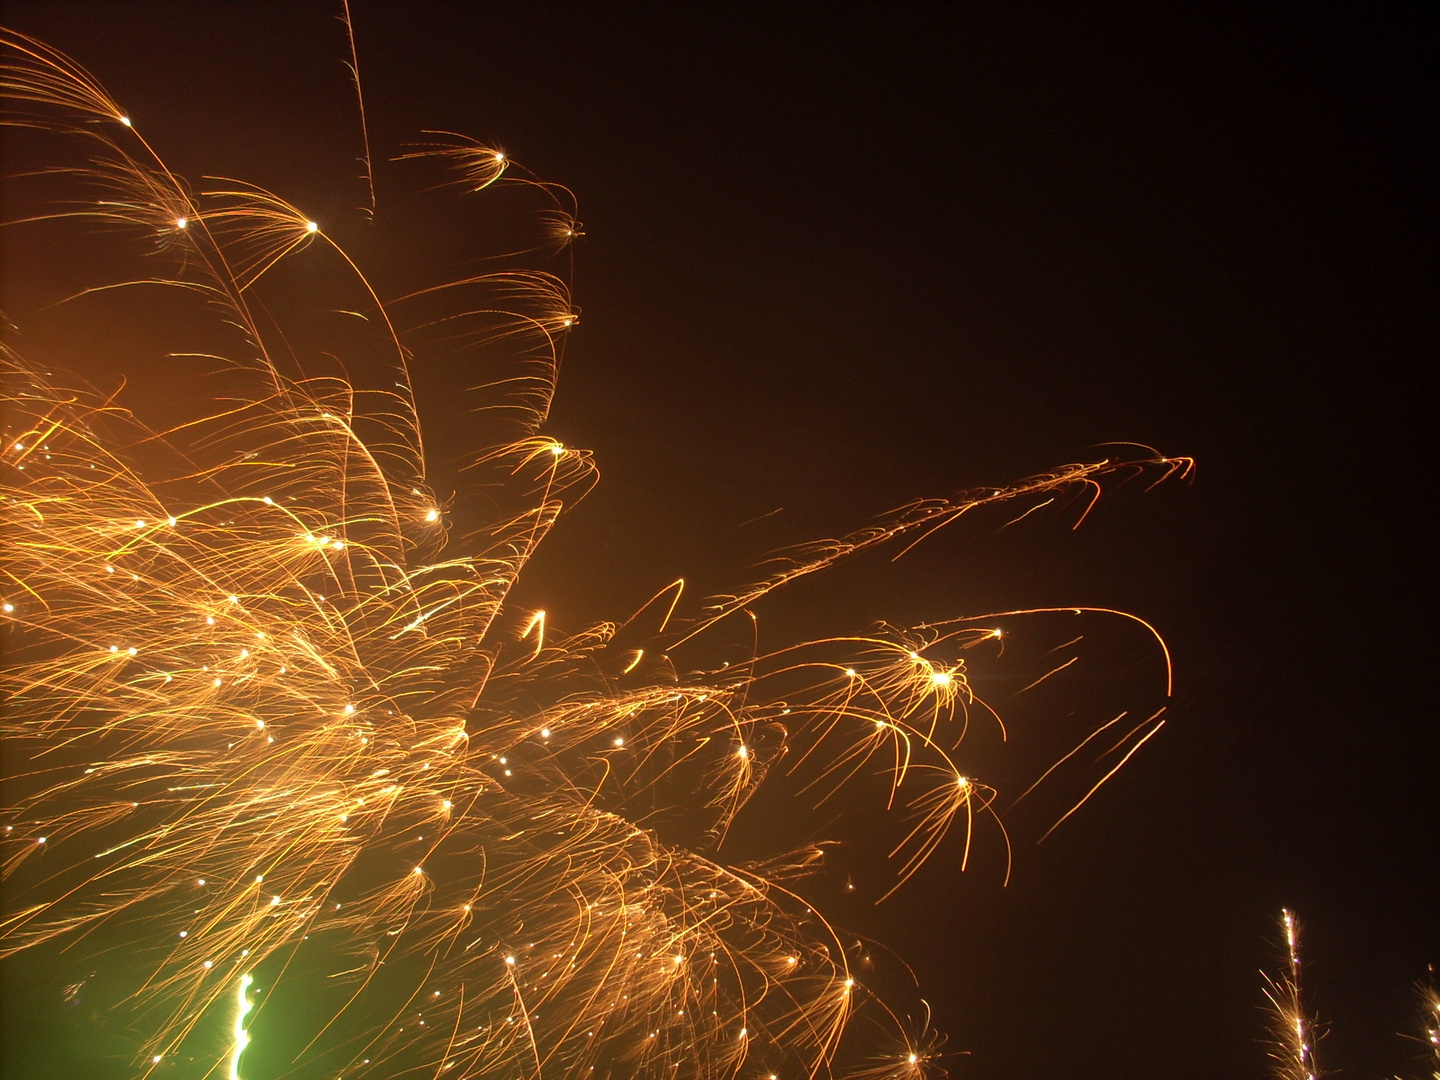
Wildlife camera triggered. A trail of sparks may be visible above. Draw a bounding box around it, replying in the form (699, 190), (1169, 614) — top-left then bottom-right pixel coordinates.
(1263, 908), (1320, 1080)
(340, 0), (376, 217)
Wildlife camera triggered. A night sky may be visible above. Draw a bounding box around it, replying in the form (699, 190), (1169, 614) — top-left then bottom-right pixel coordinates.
(2, 3), (1435, 1078)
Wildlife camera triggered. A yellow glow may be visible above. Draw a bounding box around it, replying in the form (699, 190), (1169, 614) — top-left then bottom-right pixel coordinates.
(229, 973), (253, 1080)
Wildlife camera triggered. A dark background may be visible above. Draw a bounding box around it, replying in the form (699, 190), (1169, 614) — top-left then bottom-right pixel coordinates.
(2, 3), (1435, 1077)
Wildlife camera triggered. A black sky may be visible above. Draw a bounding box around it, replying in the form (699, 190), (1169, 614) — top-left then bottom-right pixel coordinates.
(2, 3), (1435, 1078)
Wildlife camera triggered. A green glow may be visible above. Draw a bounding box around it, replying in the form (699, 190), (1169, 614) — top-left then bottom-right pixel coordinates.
(229, 973), (254, 1080)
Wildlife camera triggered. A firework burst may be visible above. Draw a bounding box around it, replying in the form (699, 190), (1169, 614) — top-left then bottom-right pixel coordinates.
(1, 28), (1188, 1079)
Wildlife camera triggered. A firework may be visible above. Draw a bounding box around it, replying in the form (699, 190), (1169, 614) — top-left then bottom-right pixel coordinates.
(1420, 972), (1440, 1079)
(1402, 968), (1439, 1080)
(1, 28), (1187, 1079)
(1263, 909), (1321, 1080)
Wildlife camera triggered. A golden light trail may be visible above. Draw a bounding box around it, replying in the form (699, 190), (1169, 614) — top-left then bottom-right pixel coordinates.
(0, 25), (1188, 1079)
(1263, 908), (1320, 1080)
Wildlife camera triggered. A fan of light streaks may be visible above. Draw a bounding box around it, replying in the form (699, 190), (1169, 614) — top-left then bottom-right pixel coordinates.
(0, 28), (1188, 1080)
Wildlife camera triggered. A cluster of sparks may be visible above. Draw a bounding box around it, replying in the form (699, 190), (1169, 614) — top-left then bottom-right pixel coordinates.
(1421, 976), (1440, 1079)
(1263, 909), (1319, 1080)
(1257, 917), (1438, 1080)
(1, 28), (1188, 1080)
